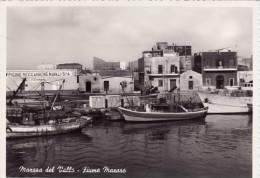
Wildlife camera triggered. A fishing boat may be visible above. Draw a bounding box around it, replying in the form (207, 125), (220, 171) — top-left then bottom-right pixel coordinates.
(6, 78), (92, 138)
(6, 116), (92, 139)
(198, 90), (252, 114)
(118, 92), (208, 122)
(118, 107), (208, 122)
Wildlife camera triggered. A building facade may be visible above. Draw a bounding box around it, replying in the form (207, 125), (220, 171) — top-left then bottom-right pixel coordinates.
(101, 76), (134, 94)
(6, 69), (79, 91)
(79, 72), (102, 93)
(197, 51), (238, 89)
(138, 49), (180, 92)
(180, 70), (202, 91)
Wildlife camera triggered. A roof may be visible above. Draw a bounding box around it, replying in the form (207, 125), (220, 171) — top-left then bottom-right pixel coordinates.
(57, 63), (82, 66)
(98, 70), (131, 77)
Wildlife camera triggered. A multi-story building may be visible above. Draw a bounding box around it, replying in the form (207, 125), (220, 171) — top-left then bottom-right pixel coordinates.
(194, 51), (238, 89)
(138, 46), (180, 92)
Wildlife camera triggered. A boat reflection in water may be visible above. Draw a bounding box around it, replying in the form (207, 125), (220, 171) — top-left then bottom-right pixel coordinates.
(7, 115), (251, 178)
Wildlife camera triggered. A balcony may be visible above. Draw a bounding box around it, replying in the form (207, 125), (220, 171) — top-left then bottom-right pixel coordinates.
(203, 66), (237, 72)
(146, 71), (179, 77)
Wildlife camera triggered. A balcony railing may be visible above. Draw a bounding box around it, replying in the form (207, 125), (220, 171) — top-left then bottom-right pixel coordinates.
(146, 71), (179, 75)
(204, 65), (237, 69)
(203, 66), (237, 71)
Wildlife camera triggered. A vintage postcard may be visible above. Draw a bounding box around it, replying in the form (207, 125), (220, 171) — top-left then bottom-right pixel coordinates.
(0, 1), (258, 178)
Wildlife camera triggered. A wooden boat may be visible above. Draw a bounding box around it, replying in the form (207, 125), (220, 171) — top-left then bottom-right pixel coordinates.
(6, 116), (92, 139)
(118, 106), (208, 122)
(6, 79), (93, 138)
(198, 91), (252, 114)
(104, 108), (123, 121)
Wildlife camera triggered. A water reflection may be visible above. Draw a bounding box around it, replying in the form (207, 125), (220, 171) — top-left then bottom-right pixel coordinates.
(7, 115), (252, 178)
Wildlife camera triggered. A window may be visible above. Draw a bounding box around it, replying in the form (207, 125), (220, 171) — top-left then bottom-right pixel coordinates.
(188, 81), (194, 90)
(206, 78), (211, 86)
(189, 76), (193, 79)
(217, 60), (223, 69)
(77, 75), (79, 83)
(229, 78), (234, 86)
(158, 65), (163, 74)
(104, 81), (109, 92)
(229, 59), (235, 67)
(171, 65), (175, 73)
(158, 80), (163, 87)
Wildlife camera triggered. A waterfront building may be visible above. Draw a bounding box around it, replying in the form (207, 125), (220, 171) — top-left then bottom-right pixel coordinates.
(79, 72), (102, 93)
(180, 70), (202, 91)
(99, 70), (134, 94)
(138, 49), (180, 92)
(6, 69), (79, 92)
(93, 57), (121, 70)
(151, 42), (192, 73)
(136, 42), (194, 92)
(194, 51), (238, 89)
(237, 71), (253, 86)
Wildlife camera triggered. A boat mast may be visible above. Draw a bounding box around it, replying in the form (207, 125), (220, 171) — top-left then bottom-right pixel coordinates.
(50, 79), (65, 110)
(7, 78), (26, 106)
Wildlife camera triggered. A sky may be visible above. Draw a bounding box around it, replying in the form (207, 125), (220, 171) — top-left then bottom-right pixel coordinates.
(7, 6), (252, 70)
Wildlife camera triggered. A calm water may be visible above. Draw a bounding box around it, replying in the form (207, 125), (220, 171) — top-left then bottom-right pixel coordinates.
(7, 115), (252, 178)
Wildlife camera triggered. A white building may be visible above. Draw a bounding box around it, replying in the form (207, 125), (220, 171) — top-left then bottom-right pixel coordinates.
(143, 52), (180, 92)
(79, 73), (102, 93)
(101, 76), (134, 94)
(180, 70), (202, 91)
(6, 69), (79, 91)
(237, 71), (253, 84)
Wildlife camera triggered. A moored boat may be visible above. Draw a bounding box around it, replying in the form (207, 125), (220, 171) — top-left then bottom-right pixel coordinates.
(198, 90), (252, 114)
(118, 106), (208, 122)
(118, 91), (208, 122)
(6, 116), (92, 139)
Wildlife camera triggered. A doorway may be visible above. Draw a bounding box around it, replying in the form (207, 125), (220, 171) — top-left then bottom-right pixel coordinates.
(170, 79), (177, 90)
(188, 81), (194, 90)
(216, 75), (224, 89)
(85, 81), (91, 92)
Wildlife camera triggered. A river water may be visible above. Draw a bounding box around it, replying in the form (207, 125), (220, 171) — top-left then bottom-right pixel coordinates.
(6, 115), (252, 178)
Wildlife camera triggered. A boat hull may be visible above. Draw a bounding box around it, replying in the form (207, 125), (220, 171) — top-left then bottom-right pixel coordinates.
(198, 92), (252, 114)
(6, 117), (91, 138)
(118, 107), (208, 122)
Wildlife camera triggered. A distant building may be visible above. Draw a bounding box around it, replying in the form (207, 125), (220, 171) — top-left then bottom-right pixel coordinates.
(239, 56), (253, 71)
(237, 64), (249, 71)
(195, 51), (238, 89)
(237, 71), (253, 84)
(180, 70), (202, 91)
(128, 60), (139, 72)
(37, 64), (56, 70)
(56, 63), (83, 74)
(93, 57), (120, 70)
